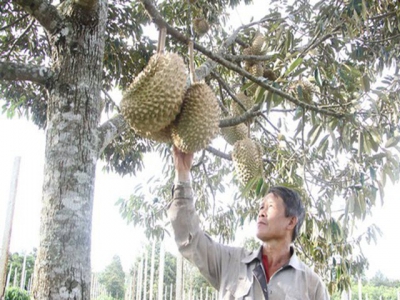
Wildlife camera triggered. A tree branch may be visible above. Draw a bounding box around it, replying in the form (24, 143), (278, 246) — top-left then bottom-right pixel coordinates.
(0, 61), (52, 84)
(97, 114), (129, 153)
(0, 13), (29, 31)
(73, 0), (98, 10)
(223, 53), (278, 63)
(212, 71), (262, 127)
(298, 25), (341, 58)
(139, 0), (345, 119)
(6, 18), (35, 60)
(13, 0), (63, 35)
(206, 146), (232, 161)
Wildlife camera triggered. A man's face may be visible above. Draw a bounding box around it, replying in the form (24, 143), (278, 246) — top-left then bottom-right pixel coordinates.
(256, 193), (295, 242)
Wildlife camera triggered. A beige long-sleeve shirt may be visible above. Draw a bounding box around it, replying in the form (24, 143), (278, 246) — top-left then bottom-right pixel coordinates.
(168, 183), (330, 300)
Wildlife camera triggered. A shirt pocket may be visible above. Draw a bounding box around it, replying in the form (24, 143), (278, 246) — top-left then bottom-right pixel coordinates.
(285, 296), (301, 300)
(226, 277), (252, 299)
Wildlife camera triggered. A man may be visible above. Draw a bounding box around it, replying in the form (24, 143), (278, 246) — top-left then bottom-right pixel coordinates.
(169, 146), (330, 299)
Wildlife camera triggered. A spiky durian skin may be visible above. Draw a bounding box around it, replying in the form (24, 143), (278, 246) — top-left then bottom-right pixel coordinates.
(251, 31), (265, 55)
(231, 92), (254, 116)
(121, 53), (187, 133)
(193, 18), (210, 36)
(247, 63), (264, 95)
(263, 68), (278, 81)
(135, 125), (172, 143)
(242, 47), (254, 71)
(232, 138), (263, 185)
(291, 80), (314, 103)
(172, 83), (220, 153)
(221, 123), (248, 145)
(299, 80), (314, 103)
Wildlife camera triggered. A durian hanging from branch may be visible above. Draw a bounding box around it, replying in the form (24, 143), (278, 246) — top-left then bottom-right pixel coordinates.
(120, 27), (187, 142)
(172, 40), (220, 153)
(232, 137), (264, 186)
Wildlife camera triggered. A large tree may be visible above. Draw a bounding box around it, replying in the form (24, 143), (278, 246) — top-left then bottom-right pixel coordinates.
(1, 0), (400, 298)
(98, 255), (125, 299)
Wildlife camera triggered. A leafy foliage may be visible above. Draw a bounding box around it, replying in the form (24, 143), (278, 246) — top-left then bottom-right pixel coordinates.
(98, 255), (125, 300)
(6, 250), (36, 290)
(4, 287), (30, 300)
(116, 0), (400, 294)
(131, 242), (178, 300)
(331, 271), (400, 300)
(3, 0), (400, 296)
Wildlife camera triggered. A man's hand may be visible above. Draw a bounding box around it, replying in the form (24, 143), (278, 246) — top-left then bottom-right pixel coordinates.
(173, 146), (194, 182)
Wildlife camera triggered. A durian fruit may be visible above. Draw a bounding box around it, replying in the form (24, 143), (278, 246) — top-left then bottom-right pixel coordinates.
(293, 80), (314, 103)
(135, 125), (172, 143)
(251, 31), (265, 55)
(172, 83), (220, 153)
(121, 53), (187, 133)
(193, 18), (210, 36)
(263, 68), (278, 81)
(299, 80), (314, 103)
(221, 123), (248, 145)
(231, 92), (254, 116)
(247, 63), (264, 95)
(242, 47), (254, 70)
(232, 138), (264, 185)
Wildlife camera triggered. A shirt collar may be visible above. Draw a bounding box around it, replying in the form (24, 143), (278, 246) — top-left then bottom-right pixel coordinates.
(241, 245), (263, 264)
(242, 245), (305, 272)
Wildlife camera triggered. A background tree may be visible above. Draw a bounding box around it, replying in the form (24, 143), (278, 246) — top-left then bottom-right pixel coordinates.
(2, 0), (400, 298)
(331, 271), (400, 300)
(98, 255), (125, 300)
(6, 250), (36, 290)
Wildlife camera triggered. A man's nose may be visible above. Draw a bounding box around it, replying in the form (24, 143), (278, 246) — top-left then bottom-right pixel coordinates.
(258, 208), (266, 218)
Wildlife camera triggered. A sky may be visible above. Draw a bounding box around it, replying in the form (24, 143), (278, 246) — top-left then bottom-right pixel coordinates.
(1, 0), (400, 283)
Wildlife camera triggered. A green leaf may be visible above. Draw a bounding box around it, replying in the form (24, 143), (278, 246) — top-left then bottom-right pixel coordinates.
(314, 68), (323, 87)
(385, 136), (400, 148)
(284, 57), (303, 77)
(308, 124), (323, 146)
(361, 74), (370, 92)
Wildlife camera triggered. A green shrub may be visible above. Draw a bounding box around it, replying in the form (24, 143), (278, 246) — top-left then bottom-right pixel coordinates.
(94, 295), (118, 300)
(5, 287), (30, 300)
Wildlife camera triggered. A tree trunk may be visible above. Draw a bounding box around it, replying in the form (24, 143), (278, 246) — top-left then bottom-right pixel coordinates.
(31, 2), (108, 299)
(0, 157), (20, 298)
(130, 269), (136, 300)
(137, 257), (144, 300)
(5, 263), (12, 290)
(149, 240), (156, 300)
(157, 241), (165, 300)
(20, 254), (27, 290)
(13, 267), (17, 287)
(176, 254), (183, 300)
(144, 248), (149, 300)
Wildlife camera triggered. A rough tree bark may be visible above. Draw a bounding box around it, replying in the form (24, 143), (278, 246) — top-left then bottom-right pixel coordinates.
(17, 0), (109, 298)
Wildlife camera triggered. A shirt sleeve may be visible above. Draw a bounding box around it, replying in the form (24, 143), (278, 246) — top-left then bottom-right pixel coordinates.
(314, 279), (330, 300)
(167, 183), (233, 290)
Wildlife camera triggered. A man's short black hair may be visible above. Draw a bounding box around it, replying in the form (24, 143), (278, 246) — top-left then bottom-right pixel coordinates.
(267, 186), (305, 242)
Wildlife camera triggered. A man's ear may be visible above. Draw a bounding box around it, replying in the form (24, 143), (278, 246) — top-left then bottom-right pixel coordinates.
(287, 216), (298, 230)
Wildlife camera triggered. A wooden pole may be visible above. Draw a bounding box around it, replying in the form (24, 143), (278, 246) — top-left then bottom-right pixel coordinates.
(157, 241), (165, 300)
(144, 249), (149, 300)
(149, 240), (156, 300)
(20, 254), (27, 290)
(0, 157), (21, 299)
(5, 263), (12, 291)
(176, 254), (183, 300)
(13, 267), (18, 287)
